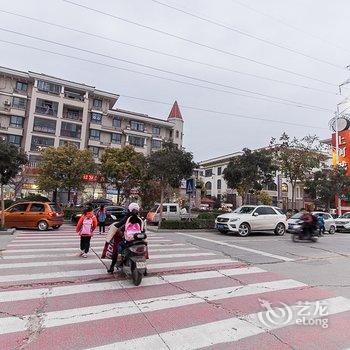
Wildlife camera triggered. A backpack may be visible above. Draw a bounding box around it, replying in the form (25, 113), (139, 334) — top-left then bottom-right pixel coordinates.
(124, 218), (142, 241)
(98, 210), (106, 222)
(80, 216), (93, 236)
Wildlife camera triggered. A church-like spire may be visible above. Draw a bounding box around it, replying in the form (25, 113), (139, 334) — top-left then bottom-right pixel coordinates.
(168, 100), (183, 121)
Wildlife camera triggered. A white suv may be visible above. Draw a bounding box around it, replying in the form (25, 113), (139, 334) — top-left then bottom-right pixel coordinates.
(215, 205), (287, 237)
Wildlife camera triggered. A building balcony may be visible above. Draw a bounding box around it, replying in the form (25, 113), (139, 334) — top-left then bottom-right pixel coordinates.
(99, 141), (111, 147)
(0, 125), (24, 136)
(63, 111), (83, 122)
(88, 139), (101, 147)
(35, 106), (58, 117)
(64, 90), (85, 102)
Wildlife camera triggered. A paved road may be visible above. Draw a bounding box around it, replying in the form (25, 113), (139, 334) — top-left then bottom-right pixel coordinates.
(0, 225), (349, 349)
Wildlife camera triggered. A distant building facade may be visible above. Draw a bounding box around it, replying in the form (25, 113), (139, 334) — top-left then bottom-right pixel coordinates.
(0, 66), (184, 198)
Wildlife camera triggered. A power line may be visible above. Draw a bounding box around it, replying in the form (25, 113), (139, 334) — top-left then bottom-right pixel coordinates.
(61, 0), (337, 87)
(231, 0), (350, 54)
(0, 39), (333, 113)
(149, 0), (344, 70)
(0, 9), (337, 95)
(120, 94), (328, 130)
(0, 28), (333, 112)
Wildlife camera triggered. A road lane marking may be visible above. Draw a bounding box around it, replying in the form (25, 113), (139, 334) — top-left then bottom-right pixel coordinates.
(175, 232), (294, 262)
(0, 267), (265, 302)
(0, 257), (232, 270)
(0, 279), (306, 335)
(1, 248), (200, 259)
(87, 296), (350, 350)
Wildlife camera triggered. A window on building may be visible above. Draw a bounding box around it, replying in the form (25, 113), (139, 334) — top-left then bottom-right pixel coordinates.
(176, 130), (179, 138)
(33, 117), (56, 134)
(90, 146), (100, 157)
(205, 182), (212, 190)
(91, 112), (102, 124)
(217, 179), (222, 190)
(93, 99), (103, 109)
(35, 98), (58, 116)
(217, 167), (222, 175)
(37, 80), (61, 94)
(113, 117), (121, 128)
(111, 133), (121, 144)
(267, 182), (278, 191)
(281, 183), (288, 193)
(130, 121), (144, 132)
(152, 126), (160, 135)
(169, 130), (173, 138)
(28, 154), (42, 167)
(12, 97), (26, 110)
(15, 81), (28, 92)
(31, 136), (54, 151)
(59, 140), (80, 148)
(89, 129), (100, 141)
(151, 139), (162, 149)
(65, 108), (82, 121)
(205, 169), (213, 177)
(8, 134), (22, 146)
(128, 135), (145, 147)
(9, 116), (24, 128)
(61, 122), (82, 139)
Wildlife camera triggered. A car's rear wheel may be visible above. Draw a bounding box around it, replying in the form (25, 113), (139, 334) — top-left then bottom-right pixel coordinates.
(275, 223), (286, 236)
(38, 220), (49, 231)
(329, 225), (336, 235)
(238, 223), (251, 237)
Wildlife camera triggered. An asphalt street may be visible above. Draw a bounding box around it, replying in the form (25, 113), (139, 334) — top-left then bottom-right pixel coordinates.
(1, 225), (350, 349)
(166, 229), (350, 299)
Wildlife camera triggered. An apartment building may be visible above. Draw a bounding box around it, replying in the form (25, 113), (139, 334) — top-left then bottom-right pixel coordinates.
(198, 152), (308, 210)
(0, 66), (184, 196)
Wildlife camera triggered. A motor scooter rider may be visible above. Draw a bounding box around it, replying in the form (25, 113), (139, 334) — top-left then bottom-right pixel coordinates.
(107, 202), (145, 274)
(300, 209), (314, 239)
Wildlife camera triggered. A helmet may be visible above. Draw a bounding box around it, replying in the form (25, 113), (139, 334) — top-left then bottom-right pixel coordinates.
(128, 202), (140, 212)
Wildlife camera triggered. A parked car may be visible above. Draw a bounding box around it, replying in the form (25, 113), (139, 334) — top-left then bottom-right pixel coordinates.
(215, 205), (286, 237)
(334, 212), (350, 232)
(287, 211), (336, 234)
(72, 205), (127, 225)
(146, 203), (198, 224)
(0, 202), (64, 231)
(84, 199), (113, 210)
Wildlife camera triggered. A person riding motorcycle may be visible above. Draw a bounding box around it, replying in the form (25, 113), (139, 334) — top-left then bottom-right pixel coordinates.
(107, 202), (145, 274)
(300, 209), (316, 239)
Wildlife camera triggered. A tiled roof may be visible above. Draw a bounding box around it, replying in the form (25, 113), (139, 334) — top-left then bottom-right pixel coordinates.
(168, 101), (183, 120)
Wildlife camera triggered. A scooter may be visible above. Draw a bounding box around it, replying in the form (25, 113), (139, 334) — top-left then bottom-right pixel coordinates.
(290, 220), (318, 242)
(120, 232), (148, 286)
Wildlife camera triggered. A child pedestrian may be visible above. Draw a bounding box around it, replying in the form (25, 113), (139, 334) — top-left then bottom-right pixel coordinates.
(96, 204), (107, 234)
(76, 206), (97, 258)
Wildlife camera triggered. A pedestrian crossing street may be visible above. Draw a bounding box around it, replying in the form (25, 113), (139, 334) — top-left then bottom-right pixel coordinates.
(1, 225), (350, 350)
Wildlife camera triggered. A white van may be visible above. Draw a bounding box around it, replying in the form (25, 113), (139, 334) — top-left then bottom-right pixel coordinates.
(146, 203), (197, 224)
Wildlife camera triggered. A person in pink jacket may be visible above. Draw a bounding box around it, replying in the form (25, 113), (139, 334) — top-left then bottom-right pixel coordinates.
(76, 206), (97, 258)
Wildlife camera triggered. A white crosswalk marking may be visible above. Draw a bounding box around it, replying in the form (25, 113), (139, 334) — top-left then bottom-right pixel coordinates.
(1, 225), (350, 350)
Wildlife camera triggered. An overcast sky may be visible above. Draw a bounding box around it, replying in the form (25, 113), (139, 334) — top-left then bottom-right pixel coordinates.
(1, 0), (349, 160)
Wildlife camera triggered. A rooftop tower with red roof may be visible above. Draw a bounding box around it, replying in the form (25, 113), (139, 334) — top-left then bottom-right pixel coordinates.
(168, 101), (184, 148)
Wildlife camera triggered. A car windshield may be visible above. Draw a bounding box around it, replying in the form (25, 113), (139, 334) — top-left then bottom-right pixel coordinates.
(291, 213), (303, 219)
(339, 213), (350, 219)
(150, 206), (159, 212)
(233, 206), (256, 214)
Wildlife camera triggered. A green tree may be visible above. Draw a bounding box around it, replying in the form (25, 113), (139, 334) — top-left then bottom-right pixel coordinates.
(223, 148), (277, 204)
(148, 142), (195, 225)
(270, 133), (327, 210)
(100, 146), (146, 205)
(38, 144), (95, 202)
(0, 141), (27, 229)
(257, 191), (273, 205)
(305, 165), (350, 210)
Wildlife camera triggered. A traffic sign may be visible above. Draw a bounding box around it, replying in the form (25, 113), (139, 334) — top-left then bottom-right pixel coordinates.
(186, 178), (195, 194)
